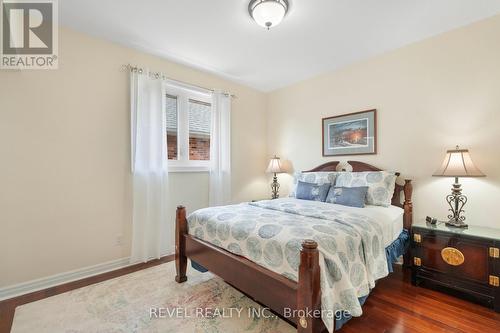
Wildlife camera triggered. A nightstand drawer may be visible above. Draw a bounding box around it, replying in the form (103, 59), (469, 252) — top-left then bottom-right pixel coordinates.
(416, 232), (491, 284)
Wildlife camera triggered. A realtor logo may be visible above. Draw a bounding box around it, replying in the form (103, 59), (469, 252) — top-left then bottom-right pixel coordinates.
(1, 0), (58, 69)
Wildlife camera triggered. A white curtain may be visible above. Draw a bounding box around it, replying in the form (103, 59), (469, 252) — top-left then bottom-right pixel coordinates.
(130, 70), (169, 263)
(209, 92), (232, 206)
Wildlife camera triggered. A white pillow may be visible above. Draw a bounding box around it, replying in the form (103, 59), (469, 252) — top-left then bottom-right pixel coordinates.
(335, 171), (397, 207)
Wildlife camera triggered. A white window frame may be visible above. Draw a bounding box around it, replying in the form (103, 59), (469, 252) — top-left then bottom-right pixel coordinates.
(165, 83), (212, 172)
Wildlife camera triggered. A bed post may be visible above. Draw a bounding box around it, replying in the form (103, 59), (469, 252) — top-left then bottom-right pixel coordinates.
(402, 180), (413, 268)
(403, 179), (413, 230)
(297, 240), (326, 333)
(175, 206), (188, 283)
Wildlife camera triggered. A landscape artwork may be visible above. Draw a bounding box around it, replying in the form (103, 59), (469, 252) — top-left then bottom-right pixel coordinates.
(329, 118), (368, 148)
(322, 109), (377, 156)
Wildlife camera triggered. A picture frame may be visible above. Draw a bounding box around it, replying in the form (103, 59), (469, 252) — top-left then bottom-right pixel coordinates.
(322, 109), (377, 156)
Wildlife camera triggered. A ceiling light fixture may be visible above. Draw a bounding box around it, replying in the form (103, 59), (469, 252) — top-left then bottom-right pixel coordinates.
(248, 0), (289, 30)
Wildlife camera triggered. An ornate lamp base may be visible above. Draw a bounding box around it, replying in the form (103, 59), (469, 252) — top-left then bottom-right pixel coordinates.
(271, 173), (280, 199)
(445, 177), (468, 228)
(445, 218), (468, 228)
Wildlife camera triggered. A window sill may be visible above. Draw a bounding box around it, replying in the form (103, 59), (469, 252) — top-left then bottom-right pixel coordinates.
(168, 165), (210, 173)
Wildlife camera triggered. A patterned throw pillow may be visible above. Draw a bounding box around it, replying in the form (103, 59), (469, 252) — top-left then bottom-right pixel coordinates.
(295, 181), (331, 202)
(335, 171), (397, 207)
(325, 186), (369, 208)
(289, 172), (337, 197)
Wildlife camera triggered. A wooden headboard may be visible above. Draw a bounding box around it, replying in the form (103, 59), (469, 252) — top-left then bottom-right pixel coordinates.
(304, 161), (413, 230)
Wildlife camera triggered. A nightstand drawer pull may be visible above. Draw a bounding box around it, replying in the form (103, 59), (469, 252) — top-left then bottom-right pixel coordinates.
(413, 233), (421, 243)
(413, 257), (421, 266)
(490, 247), (499, 258)
(441, 247), (465, 266)
(489, 275), (499, 287)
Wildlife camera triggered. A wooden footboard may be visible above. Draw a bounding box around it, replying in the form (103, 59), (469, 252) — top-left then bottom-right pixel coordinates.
(174, 206), (328, 333)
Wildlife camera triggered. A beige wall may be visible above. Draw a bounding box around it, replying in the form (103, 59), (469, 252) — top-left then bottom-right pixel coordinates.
(0, 28), (268, 287)
(267, 15), (500, 229)
(2, 15), (500, 289)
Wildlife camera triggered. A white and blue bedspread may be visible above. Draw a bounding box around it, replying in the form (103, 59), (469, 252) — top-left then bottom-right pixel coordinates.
(187, 198), (401, 332)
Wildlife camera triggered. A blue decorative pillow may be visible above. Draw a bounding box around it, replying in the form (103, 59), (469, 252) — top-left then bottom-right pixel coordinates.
(289, 172), (337, 197)
(295, 181), (331, 202)
(325, 186), (369, 208)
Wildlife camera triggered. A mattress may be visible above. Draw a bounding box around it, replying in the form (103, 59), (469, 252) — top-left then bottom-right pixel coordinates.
(323, 203), (404, 247)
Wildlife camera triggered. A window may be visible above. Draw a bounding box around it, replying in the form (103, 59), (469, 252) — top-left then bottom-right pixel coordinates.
(166, 94), (178, 160)
(188, 99), (211, 161)
(165, 83), (212, 171)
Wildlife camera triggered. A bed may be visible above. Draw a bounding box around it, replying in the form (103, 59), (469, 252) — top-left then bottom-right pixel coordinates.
(175, 161), (413, 333)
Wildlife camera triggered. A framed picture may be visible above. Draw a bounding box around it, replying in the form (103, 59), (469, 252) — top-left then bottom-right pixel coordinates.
(322, 109), (377, 156)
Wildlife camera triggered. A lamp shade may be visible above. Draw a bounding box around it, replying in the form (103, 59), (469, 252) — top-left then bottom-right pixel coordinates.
(433, 146), (485, 177)
(266, 155), (284, 173)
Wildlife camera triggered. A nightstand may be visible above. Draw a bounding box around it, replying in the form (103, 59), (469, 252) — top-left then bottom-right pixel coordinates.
(411, 221), (500, 312)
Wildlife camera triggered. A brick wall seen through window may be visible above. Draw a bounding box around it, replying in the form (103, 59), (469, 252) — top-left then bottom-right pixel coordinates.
(188, 99), (211, 161)
(165, 91), (211, 162)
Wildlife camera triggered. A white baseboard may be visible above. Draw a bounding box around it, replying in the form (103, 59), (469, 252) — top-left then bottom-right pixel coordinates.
(0, 252), (173, 301)
(0, 257), (132, 301)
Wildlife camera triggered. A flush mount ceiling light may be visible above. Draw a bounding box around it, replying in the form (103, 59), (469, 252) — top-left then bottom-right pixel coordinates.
(248, 0), (289, 29)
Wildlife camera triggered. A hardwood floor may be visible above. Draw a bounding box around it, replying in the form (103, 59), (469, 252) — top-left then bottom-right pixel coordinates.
(1, 258), (498, 333)
(344, 268), (500, 333)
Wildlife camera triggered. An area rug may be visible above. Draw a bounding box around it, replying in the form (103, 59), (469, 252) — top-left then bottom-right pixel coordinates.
(11, 261), (295, 333)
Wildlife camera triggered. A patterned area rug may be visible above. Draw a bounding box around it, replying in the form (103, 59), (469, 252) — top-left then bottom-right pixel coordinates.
(11, 262), (295, 333)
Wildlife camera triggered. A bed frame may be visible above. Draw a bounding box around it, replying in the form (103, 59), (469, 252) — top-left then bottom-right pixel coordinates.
(175, 161), (413, 333)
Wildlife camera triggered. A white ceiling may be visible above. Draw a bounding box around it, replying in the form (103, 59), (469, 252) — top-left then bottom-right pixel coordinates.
(60, 0), (500, 91)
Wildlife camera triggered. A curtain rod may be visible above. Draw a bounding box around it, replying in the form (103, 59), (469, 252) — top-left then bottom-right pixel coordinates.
(121, 64), (237, 98)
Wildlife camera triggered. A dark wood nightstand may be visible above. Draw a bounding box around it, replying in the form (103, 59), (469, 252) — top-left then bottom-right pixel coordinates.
(411, 220), (500, 312)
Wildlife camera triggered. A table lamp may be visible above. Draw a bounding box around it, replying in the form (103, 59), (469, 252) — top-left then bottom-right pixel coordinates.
(266, 155), (284, 199)
(433, 145), (485, 228)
